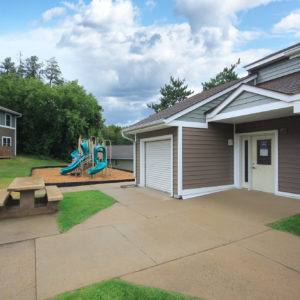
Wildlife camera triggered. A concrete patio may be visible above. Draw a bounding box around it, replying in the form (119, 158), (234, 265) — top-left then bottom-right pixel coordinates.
(0, 184), (300, 300)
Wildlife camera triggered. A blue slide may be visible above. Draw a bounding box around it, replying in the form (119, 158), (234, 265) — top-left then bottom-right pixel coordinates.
(88, 145), (108, 175)
(60, 142), (89, 175)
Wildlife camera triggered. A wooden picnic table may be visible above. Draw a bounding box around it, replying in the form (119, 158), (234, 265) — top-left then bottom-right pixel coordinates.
(7, 176), (45, 211)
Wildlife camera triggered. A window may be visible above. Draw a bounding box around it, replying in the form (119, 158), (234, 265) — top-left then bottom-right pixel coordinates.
(114, 159), (120, 167)
(257, 139), (271, 165)
(5, 113), (12, 127)
(2, 136), (11, 147)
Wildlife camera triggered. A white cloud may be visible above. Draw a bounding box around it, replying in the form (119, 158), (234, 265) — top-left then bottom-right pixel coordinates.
(173, 0), (276, 33)
(273, 9), (300, 36)
(0, 0), (273, 125)
(41, 7), (67, 22)
(146, 0), (157, 10)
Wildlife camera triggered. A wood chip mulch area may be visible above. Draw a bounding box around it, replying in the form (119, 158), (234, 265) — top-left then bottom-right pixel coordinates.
(32, 167), (134, 184)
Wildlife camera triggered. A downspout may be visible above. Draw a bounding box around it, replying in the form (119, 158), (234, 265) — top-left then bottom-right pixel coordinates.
(122, 130), (136, 179)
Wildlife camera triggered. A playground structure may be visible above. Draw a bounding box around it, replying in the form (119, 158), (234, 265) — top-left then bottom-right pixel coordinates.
(60, 136), (113, 178)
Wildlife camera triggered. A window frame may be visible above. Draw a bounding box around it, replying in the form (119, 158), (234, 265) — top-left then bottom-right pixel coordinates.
(5, 113), (12, 127)
(2, 136), (12, 147)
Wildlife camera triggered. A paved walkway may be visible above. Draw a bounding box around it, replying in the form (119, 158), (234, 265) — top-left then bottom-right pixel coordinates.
(1, 184), (300, 300)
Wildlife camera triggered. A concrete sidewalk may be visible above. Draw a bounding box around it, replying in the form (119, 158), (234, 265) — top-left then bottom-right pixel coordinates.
(1, 184), (300, 300)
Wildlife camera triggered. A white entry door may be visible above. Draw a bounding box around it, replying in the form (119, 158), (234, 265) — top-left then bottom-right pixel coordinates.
(145, 139), (172, 193)
(251, 134), (275, 193)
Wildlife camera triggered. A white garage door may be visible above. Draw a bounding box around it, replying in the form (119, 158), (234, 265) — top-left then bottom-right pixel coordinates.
(145, 139), (172, 193)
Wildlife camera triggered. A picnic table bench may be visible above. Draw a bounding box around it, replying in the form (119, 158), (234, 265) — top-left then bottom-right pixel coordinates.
(0, 189), (10, 207)
(46, 185), (63, 202)
(0, 177), (63, 219)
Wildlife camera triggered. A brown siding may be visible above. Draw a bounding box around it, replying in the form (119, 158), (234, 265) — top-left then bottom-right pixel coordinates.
(135, 127), (178, 196)
(236, 116), (300, 195)
(0, 127), (15, 156)
(182, 123), (234, 190)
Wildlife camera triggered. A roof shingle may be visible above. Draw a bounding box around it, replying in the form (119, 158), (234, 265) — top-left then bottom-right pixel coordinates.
(258, 71), (300, 95)
(126, 75), (253, 131)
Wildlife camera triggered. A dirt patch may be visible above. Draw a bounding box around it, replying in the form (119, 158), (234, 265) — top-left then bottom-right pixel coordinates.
(32, 167), (134, 184)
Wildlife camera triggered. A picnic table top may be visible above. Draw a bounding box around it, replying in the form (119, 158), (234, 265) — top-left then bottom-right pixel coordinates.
(7, 177), (45, 192)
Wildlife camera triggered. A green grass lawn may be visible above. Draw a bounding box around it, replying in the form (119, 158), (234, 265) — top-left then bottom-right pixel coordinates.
(48, 279), (201, 300)
(0, 155), (66, 188)
(267, 213), (300, 236)
(57, 190), (116, 232)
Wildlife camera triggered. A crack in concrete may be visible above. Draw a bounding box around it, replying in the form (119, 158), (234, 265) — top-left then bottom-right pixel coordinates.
(116, 227), (300, 280)
(241, 245), (300, 274)
(112, 224), (158, 265)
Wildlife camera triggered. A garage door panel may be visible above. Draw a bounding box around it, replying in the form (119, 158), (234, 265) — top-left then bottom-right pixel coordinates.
(145, 139), (171, 193)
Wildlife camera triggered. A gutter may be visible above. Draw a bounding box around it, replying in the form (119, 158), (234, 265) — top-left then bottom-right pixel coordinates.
(123, 119), (166, 134)
(121, 130), (135, 143)
(121, 130), (136, 180)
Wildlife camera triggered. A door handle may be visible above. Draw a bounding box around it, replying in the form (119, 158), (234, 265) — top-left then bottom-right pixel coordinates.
(252, 166), (256, 169)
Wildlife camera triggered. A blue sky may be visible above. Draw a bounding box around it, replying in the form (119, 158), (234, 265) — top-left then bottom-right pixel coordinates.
(0, 0), (299, 125)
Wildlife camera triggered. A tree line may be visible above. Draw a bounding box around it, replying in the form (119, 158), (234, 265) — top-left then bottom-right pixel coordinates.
(0, 53), (239, 160)
(0, 55), (131, 161)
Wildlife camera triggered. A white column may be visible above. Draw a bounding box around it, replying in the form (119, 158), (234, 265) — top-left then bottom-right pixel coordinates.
(248, 136), (252, 190)
(177, 126), (183, 197)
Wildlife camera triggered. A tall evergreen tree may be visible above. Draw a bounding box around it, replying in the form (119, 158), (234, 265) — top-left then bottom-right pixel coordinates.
(44, 57), (63, 86)
(25, 55), (43, 79)
(202, 59), (240, 91)
(147, 76), (193, 113)
(0, 57), (16, 74)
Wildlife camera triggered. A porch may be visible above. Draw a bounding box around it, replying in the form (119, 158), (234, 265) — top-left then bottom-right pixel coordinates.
(0, 146), (12, 158)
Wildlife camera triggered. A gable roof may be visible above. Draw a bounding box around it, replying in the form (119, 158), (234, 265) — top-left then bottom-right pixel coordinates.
(245, 43), (300, 71)
(124, 74), (255, 132)
(0, 105), (22, 116)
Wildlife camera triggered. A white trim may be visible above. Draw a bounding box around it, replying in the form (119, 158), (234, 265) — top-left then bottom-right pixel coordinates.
(248, 137), (252, 191)
(0, 106), (21, 116)
(294, 101), (300, 113)
(124, 122), (169, 134)
(2, 136), (12, 147)
(233, 126), (241, 188)
(245, 52), (285, 71)
(274, 130), (279, 194)
(0, 124), (15, 130)
(168, 120), (208, 128)
(234, 130), (278, 194)
(123, 120), (166, 134)
(177, 126), (183, 196)
(139, 134), (173, 196)
(182, 185), (235, 200)
(133, 134), (136, 182)
(208, 102), (293, 123)
(245, 45), (300, 71)
(207, 84), (300, 121)
(14, 117), (17, 155)
(277, 191), (300, 200)
(165, 75), (257, 123)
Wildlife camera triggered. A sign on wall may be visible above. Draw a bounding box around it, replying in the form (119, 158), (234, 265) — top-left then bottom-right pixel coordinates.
(257, 139), (271, 165)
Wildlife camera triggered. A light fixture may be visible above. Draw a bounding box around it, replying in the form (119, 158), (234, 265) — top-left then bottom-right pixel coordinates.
(228, 139), (233, 146)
